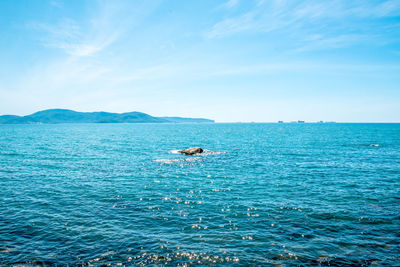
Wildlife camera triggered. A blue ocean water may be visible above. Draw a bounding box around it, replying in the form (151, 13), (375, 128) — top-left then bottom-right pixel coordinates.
(0, 123), (399, 265)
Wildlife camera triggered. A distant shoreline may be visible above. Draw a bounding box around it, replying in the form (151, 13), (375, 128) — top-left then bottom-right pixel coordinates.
(0, 109), (214, 124)
(1, 121), (399, 125)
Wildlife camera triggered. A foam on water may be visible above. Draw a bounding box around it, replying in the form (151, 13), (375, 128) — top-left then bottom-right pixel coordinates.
(168, 149), (224, 155)
(200, 149), (225, 156)
(155, 157), (202, 164)
(157, 149), (224, 164)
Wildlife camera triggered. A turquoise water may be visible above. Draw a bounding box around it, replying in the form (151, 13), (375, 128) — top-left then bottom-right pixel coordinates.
(1, 123), (399, 265)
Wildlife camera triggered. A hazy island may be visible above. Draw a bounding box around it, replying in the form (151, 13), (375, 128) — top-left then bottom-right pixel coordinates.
(0, 109), (214, 124)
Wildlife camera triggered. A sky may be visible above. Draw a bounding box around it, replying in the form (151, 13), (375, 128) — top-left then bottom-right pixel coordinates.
(0, 0), (399, 122)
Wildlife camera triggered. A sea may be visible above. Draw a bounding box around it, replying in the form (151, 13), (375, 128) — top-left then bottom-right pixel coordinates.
(0, 123), (399, 266)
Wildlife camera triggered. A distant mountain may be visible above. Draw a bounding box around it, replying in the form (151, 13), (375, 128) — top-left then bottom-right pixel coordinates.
(159, 117), (214, 123)
(0, 109), (214, 124)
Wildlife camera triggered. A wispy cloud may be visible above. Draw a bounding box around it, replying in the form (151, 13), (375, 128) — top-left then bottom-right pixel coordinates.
(353, 0), (400, 18)
(292, 34), (375, 52)
(15, 0), (164, 111)
(49, 0), (63, 8)
(30, 0), (160, 59)
(221, 0), (239, 9)
(205, 0), (400, 51)
(206, 11), (256, 39)
(29, 6), (122, 57)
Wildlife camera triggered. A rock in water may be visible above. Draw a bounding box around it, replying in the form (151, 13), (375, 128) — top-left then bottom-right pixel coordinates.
(179, 147), (203, 155)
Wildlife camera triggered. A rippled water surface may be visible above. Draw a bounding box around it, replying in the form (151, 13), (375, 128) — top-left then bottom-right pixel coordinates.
(1, 123), (400, 265)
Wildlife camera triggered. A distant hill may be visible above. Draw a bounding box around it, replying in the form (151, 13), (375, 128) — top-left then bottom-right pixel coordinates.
(0, 109), (214, 124)
(159, 117), (214, 123)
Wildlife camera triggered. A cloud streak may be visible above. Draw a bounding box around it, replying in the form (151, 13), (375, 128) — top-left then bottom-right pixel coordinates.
(205, 0), (400, 52)
(221, 0), (239, 9)
(29, 6), (122, 57)
(12, 0), (165, 114)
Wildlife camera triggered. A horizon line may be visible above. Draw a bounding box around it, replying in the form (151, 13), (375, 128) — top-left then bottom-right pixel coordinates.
(1, 109), (399, 124)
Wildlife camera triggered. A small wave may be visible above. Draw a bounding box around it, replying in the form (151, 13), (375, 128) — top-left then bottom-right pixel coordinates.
(155, 157), (202, 164)
(169, 149), (224, 156)
(201, 149), (224, 156)
(368, 144), (380, 147)
(157, 149), (224, 164)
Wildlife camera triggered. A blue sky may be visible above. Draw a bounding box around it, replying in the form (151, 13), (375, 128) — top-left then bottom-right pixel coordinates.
(0, 0), (399, 122)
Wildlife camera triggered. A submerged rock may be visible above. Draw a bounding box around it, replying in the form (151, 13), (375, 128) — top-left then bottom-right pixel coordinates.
(178, 147), (204, 155)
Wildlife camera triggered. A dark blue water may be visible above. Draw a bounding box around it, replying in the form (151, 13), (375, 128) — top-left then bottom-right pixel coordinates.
(1, 123), (399, 265)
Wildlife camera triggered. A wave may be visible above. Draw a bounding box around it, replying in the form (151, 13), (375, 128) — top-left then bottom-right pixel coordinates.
(168, 149), (224, 156)
(157, 149), (224, 164)
(201, 149), (224, 156)
(155, 157), (202, 164)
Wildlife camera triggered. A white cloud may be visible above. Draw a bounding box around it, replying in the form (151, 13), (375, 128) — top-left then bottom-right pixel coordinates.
(205, 0), (400, 53)
(222, 0), (239, 9)
(29, 11), (121, 57)
(292, 34), (374, 52)
(11, 0), (165, 114)
(49, 0), (63, 8)
(206, 12), (256, 38)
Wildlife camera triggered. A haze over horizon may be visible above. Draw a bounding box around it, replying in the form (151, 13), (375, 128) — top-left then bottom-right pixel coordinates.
(1, 0), (399, 122)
